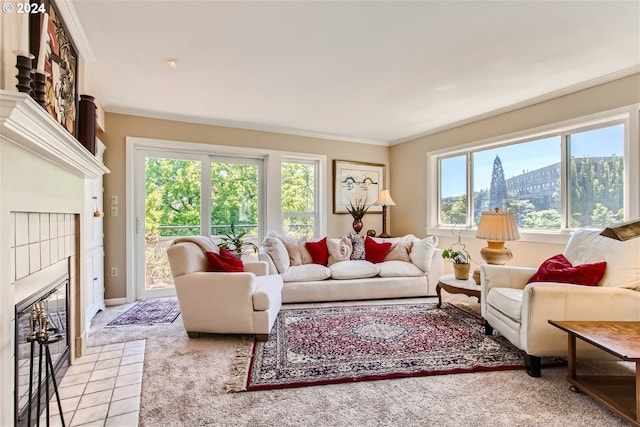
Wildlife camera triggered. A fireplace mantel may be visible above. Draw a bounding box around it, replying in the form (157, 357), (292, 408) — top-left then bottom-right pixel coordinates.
(0, 90), (109, 178)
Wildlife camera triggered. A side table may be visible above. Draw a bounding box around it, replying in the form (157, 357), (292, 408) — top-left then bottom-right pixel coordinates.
(436, 273), (481, 308)
(548, 320), (640, 426)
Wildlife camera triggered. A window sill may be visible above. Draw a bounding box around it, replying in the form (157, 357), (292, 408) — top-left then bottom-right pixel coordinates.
(426, 226), (574, 245)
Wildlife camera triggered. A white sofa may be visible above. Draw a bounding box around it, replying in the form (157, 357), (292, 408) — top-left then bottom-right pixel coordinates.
(481, 228), (640, 377)
(259, 233), (444, 303)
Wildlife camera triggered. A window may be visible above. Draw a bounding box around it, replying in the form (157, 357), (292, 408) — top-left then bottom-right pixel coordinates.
(431, 107), (637, 235)
(439, 155), (467, 225)
(281, 159), (318, 239)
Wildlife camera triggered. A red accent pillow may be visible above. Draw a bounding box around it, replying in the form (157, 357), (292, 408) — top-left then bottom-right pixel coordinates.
(206, 248), (244, 272)
(365, 236), (392, 263)
(305, 237), (329, 265)
(527, 254), (606, 286)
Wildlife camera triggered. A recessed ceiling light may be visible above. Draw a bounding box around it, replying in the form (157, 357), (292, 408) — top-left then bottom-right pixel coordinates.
(165, 58), (181, 69)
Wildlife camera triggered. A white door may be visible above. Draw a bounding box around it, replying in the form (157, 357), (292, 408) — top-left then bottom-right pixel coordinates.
(132, 149), (262, 300)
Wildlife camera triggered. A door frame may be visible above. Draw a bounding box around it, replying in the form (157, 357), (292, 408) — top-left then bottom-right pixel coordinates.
(126, 137), (271, 302)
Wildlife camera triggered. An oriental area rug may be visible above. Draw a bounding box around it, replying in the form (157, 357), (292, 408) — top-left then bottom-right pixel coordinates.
(226, 302), (544, 392)
(106, 297), (180, 327)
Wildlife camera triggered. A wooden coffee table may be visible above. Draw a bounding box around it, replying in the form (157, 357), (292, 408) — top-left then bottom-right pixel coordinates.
(436, 273), (481, 308)
(548, 320), (640, 426)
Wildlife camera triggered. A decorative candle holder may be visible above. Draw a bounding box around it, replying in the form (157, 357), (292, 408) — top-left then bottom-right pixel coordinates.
(13, 52), (34, 95)
(33, 71), (47, 108)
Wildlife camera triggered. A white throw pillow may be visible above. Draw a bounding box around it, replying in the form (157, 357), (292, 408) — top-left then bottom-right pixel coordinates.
(330, 260), (379, 280)
(281, 264), (331, 282)
(261, 231), (290, 274)
(409, 235), (439, 272)
(327, 236), (353, 265)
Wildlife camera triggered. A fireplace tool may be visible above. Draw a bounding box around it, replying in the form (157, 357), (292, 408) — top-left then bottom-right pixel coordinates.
(26, 303), (65, 427)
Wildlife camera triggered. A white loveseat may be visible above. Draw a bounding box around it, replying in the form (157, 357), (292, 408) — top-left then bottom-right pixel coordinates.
(167, 237), (283, 340)
(481, 228), (640, 377)
(259, 233), (444, 303)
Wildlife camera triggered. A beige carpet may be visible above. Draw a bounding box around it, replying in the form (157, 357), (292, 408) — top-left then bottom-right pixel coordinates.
(87, 297), (632, 427)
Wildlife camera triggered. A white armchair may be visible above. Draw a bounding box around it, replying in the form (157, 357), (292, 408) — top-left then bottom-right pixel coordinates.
(167, 238), (283, 341)
(481, 228), (640, 377)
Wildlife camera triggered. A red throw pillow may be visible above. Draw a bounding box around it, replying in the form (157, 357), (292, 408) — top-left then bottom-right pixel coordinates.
(305, 237), (329, 265)
(365, 236), (392, 263)
(527, 254), (606, 286)
(206, 248), (245, 272)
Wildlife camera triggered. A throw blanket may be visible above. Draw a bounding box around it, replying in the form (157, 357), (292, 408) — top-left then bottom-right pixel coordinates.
(172, 236), (219, 254)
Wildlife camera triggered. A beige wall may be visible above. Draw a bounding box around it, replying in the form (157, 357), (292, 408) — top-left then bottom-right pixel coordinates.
(390, 73), (640, 272)
(100, 114), (389, 299)
(101, 73), (639, 299)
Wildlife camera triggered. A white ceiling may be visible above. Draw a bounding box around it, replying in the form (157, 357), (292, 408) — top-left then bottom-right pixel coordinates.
(67, 1), (640, 145)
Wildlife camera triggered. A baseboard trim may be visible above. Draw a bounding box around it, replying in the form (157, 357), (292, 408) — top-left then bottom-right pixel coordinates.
(105, 297), (127, 306)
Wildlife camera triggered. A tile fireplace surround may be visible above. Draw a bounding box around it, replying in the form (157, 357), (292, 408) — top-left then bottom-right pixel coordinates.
(1, 91), (109, 426)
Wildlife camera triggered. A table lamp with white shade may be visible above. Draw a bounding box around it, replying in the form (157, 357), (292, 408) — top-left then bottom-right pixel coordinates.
(476, 208), (521, 265)
(374, 189), (396, 238)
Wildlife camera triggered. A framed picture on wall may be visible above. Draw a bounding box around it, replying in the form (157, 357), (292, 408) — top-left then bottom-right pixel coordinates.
(30, 0), (78, 136)
(333, 160), (385, 214)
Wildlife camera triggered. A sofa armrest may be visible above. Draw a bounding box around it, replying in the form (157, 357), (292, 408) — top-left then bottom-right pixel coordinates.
(481, 265), (536, 292)
(243, 260), (268, 276)
(520, 284), (640, 355)
(258, 250), (279, 275)
(173, 271), (257, 304)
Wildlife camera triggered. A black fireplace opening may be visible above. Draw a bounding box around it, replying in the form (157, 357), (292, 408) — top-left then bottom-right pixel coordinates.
(14, 275), (70, 427)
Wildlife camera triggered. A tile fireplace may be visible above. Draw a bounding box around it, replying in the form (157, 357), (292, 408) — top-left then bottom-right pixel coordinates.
(1, 92), (109, 426)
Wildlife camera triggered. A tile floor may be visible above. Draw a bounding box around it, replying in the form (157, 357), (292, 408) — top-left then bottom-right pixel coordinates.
(41, 339), (145, 427)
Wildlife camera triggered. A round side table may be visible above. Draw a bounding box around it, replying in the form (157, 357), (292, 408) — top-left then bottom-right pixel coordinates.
(436, 273), (481, 308)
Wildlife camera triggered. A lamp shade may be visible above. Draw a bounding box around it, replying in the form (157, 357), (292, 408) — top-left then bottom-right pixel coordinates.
(374, 189), (396, 206)
(476, 208), (520, 241)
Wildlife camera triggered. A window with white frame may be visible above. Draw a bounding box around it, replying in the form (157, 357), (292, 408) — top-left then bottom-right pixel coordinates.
(434, 108), (637, 232)
(281, 159), (319, 239)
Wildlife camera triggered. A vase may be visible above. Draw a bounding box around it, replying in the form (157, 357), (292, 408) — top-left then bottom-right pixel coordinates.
(453, 263), (471, 280)
(352, 218), (363, 234)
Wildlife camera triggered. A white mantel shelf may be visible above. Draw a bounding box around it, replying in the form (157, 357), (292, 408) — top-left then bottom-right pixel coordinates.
(0, 91), (110, 178)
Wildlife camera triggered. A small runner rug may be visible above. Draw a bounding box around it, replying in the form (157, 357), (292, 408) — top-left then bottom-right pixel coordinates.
(226, 302), (551, 392)
(106, 298), (180, 326)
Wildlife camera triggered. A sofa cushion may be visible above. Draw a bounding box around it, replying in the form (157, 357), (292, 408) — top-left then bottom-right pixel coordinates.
(409, 235), (439, 272)
(487, 288), (523, 322)
(305, 237), (329, 265)
(349, 233), (366, 260)
(365, 236), (392, 263)
(528, 254), (606, 286)
(282, 238), (313, 266)
(205, 248), (244, 272)
(377, 261), (425, 277)
(330, 260), (379, 280)
(261, 231), (290, 274)
(327, 236), (352, 265)
(281, 264), (331, 282)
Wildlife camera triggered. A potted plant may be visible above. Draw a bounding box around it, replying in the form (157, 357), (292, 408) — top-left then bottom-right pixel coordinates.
(442, 247), (472, 280)
(217, 222), (258, 258)
(346, 197), (370, 234)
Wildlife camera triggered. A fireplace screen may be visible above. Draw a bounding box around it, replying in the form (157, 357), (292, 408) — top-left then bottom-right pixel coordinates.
(14, 276), (69, 427)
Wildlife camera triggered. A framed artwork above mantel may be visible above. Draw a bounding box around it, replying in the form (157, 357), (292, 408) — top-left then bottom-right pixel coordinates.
(30, 0), (79, 137)
(333, 160), (385, 214)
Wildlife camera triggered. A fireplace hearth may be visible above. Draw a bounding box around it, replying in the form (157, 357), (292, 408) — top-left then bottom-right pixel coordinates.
(14, 275), (69, 427)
